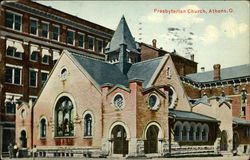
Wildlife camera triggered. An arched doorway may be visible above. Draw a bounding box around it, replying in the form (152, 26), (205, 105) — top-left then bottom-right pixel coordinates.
(220, 130), (228, 151)
(233, 132), (239, 150)
(20, 130), (27, 148)
(144, 125), (159, 154)
(111, 125), (128, 155)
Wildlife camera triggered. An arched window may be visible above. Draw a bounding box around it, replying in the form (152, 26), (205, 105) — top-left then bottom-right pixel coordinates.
(55, 96), (74, 137)
(189, 125), (195, 141)
(174, 122), (182, 141)
(40, 118), (46, 138)
(196, 125), (201, 141)
(202, 124), (209, 141)
(84, 114), (92, 137)
(182, 126), (188, 141)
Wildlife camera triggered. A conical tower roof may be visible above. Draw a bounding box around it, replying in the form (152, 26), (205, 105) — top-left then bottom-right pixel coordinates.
(106, 16), (139, 53)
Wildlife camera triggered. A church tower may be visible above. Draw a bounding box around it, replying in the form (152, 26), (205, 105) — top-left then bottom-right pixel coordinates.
(106, 16), (141, 74)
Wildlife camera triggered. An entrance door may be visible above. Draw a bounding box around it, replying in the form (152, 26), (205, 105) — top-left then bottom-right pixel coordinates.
(220, 130), (228, 151)
(111, 125), (128, 155)
(144, 125), (159, 154)
(20, 130), (27, 148)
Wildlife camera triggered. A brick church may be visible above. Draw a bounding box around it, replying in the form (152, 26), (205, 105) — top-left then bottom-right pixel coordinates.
(15, 16), (250, 158)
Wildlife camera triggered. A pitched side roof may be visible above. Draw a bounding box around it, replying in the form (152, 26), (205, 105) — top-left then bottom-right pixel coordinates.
(127, 57), (164, 87)
(185, 64), (250, 83)
(69, 52), (128, 87)
(106, 16), (139, 53)
(69, 52), (165, 89)
(169, 110), (219, 122)
(233, 117), (250, 126)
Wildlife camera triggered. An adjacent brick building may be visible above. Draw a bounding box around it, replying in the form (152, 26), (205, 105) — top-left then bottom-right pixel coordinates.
(0, 0), (113, 154)
(140, 40), (197, 76)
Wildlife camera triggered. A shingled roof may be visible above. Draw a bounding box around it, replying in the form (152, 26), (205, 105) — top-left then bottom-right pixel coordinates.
(69, 52), (164, 88)
(106, 16), (139, 53)
(185, 64), (250, 83)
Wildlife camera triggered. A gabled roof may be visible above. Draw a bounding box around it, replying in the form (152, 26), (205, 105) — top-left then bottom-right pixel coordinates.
(169, 110), (219, 122)
(106, 16), (139, 53)
(127, 56), (164, 87)
(69, 53), (128, 87)
(69, 52), (164, 89)
(185, 64), (250, 83)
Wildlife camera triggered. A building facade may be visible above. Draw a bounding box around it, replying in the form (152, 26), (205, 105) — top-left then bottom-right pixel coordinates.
(182, 64), (250, 154)
(15, 16), (249, 158)
(0, 0), (113, 155)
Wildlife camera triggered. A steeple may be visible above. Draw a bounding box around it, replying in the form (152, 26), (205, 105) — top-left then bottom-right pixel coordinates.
(106, 16), (139, 53)
(106, 16), (140, 67)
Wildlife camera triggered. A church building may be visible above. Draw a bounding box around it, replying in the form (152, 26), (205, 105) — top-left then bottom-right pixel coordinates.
(15, 16), (249, 158)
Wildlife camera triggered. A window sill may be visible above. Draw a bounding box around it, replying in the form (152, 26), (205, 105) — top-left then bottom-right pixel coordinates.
(5, 82), (22, 86)
(67, 43), (75, 46)
(30, 33), (38, 36)
(5, 113), (16, 115)
(6, 56), (22, 60)
(30, 60), (38, 62)
(40, 137), (46, 140)
(29, 86), (38, 88)
(83, 136), (93, 139)
(52, 39), (60, 42)
(54, 136), (75, 139)
(6, 27), (22, 32)
(41, 62), (49, 65)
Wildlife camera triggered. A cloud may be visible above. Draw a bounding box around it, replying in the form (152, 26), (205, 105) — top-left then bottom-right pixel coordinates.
(167, 5), (204, 26)
(200, 25), (219, 45)
(140, 12), (164, 23)
(221, 17), (249, 38)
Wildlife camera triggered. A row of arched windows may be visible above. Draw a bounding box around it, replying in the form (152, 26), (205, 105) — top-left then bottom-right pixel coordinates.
(40, 113), (93, 138)
(174, 121), (209, 142)
(40, 96), (94, 138)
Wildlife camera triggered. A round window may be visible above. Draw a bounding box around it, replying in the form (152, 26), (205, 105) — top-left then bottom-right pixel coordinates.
(60, 68), (68, 80)
(148, 94), (159, 110)
(114, 94), (124, 109)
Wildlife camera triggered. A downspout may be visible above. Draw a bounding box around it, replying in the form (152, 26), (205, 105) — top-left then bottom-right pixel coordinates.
(31, 105), (34, 148)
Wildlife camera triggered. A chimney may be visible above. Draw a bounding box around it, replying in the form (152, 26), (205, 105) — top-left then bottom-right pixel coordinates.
(152, 39), (157, 48)
(201, 67), (205, 72)
(190, 54), (194, 61)
(213, 64), (221, 80)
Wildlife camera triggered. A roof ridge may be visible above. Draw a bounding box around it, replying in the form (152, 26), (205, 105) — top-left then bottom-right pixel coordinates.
(131, 56), (163, 66)
(71, 52), (111, 65)
(187, 63), (250, 76)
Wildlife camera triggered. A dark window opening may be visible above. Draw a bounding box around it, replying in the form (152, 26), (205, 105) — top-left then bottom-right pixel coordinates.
(29, 70), (37, 87)
(84, 114), (92, 136)
(30, 19), (38, 35)
(67, 30), (74, 45)
(42, 23), (49, 38)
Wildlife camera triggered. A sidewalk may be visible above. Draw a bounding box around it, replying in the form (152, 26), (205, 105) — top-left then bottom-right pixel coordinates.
(1, 155), (250, 160)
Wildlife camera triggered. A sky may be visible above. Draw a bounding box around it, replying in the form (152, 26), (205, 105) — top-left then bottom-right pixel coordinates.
(39, 1), (249, 72)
